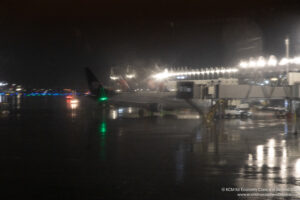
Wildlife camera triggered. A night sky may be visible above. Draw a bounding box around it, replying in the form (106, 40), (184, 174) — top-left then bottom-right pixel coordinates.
(0, 0), (300, 88)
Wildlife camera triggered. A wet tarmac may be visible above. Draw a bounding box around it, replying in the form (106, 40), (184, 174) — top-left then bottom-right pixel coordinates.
(1, 95), (300, 199)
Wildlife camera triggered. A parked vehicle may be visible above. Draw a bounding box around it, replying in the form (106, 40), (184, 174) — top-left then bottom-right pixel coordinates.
(225, 109), (243, 118)
(223, 108), (252, 119)
(275, 110), (287, 118)
(241, 110), (252, 118)
(237, 103), (250, 110)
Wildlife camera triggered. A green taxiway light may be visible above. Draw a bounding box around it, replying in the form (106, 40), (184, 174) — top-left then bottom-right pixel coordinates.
(99, 96), (108, 101)
(99, 121), (107, 134)
(98, 87), (108, 102)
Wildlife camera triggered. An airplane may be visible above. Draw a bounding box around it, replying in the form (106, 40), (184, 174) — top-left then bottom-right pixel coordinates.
(85, 67), (210, 115)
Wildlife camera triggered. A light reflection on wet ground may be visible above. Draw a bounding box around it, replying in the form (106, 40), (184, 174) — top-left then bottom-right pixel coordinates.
(1, 96), (300, 199)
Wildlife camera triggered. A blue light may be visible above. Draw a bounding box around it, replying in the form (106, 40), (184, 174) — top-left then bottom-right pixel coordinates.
(284, 100), (288, 108)
(284, 122), (288, 135)
(118, 108), (124, 114)
(176, 76), (186, 80)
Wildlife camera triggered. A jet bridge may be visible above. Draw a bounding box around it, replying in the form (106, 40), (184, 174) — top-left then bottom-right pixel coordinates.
(217, 85), (291, 99)
(216, 85), (300, 99)
(177, 82), (300, 100)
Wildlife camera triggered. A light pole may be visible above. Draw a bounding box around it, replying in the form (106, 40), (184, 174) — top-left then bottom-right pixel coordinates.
(285, 37), (293, 115)
(285, 37), (290, 84)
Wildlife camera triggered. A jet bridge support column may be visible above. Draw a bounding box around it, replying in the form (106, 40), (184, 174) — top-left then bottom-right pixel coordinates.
(177, 81), (223, 125)
(185, 99), (206, 123)
(177, 81), (207, 124)
(294, 112), (298, 135)
(292, 100), (300, 135)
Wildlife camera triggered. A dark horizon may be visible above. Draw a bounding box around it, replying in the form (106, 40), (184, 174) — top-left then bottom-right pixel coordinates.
(0, 0), (300, 88)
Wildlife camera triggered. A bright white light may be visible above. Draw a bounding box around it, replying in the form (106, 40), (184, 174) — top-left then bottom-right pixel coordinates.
(279, 58), (289, 66)
(70, 99), (79, 104)
(295, 159), (300, 178)
(111, 110), (117, 119)
(226, 68), (238, 73)
(268, 138), (275, 147)
(268, 139), (275, 167)
(70, 103), (78, 109)
(256, 145), (264, 167)
(237, 55), (300, 68)
(285, 38), (289, 45)
(270, 77), (278, 81)
(281, 146), (287, 178)
(268, 55), (277, 66)
(0, 82), (8, 86)
(232, 68), (238, 73)
(249, 57), (256, 67)
(248, 154), (253, 166)
(257, 56), (266, 67)
(264, 80), (270, 84)
(16, 88), (22, 91)
(239, 61), (248, 68)
(110, 76), (119, 80)
(126, 74), (135, 79)
(70, 99), (79, 109)
(152, 69), (170, 80)
(151, 66), (238, 80)
(291, 57), (300, 64)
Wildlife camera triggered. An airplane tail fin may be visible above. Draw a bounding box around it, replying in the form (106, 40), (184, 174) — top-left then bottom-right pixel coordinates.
(118, 77), (131, 91)
(85, 67), (102, 96)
